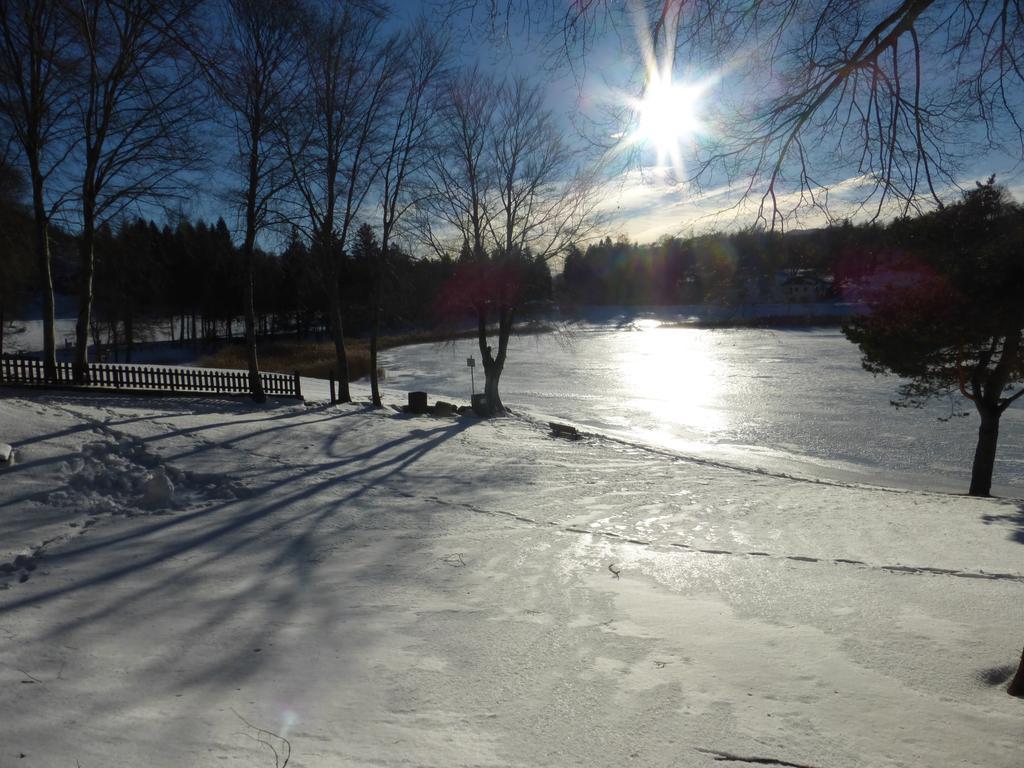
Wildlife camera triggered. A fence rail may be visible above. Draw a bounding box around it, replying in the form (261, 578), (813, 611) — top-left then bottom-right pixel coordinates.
(0, 355), (302, 400)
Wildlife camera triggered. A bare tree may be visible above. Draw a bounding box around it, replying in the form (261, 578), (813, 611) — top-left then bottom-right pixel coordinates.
(0, 0), (76, 379)
(425, 70), (598, 415)
(368, 27), (448, 408)
(285, 0), (396, 404)
(208, 0), (303, 402)
(65, 0), (202, 382)
(487, 77), (594, 260)
(421, 66), (495, 262)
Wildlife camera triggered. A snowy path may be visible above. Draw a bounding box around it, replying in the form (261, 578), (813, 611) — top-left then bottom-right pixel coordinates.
(0, 389), (1021, 767)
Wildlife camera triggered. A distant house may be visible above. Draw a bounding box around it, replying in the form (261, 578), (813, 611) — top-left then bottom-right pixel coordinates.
(778, 271), (832, 303)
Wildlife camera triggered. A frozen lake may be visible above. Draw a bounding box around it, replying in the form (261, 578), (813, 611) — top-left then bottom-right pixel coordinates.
(382, 323), (1024, 495)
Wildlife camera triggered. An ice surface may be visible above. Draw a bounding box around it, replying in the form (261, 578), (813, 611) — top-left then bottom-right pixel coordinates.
(381, 325), (1024, 494)
(0, 385), (1021, 767)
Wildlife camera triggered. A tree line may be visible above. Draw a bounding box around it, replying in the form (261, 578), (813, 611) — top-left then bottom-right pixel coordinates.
(80, 216), (475, 362)
(560, 227), (850, 307)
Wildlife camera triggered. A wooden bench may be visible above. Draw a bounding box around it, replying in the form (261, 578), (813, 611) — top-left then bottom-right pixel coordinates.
(549, 422), (581, 440)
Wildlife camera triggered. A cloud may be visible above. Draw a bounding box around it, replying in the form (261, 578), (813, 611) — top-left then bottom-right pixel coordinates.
(593, 167), (1024, 243)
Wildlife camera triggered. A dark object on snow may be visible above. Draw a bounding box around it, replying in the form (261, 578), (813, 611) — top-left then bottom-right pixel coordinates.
(549, 422), (580, 440)
(0, 442), (11, 464)
(1009, 647), (1024, 697)
(471, 393), (489, 417)
(408, 391), (429, 414)
(432, 401), (455, 417)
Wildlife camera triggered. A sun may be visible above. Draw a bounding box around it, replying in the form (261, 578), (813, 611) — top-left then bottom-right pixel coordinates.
(636, 73), (702, 151)
(630, 70), (706, 174)
(615, 1), (715, 179)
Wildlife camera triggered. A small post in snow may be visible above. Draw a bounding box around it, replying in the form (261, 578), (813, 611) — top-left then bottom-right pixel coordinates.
(329, 371), (336, 404)
(467, 356), (475, 397)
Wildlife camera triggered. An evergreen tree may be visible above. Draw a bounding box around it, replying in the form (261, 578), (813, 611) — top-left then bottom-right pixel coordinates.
(844, 178), (1024, 496)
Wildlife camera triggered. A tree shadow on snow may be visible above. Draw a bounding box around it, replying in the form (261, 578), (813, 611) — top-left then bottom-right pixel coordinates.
(980, 501), (1024, 545)
(0, 406), (484, 750)
(974, 663), (1016, 686)
(0, 394), (355, 509)
(0, 399), (407, 523)
(2, 412), (474, 615)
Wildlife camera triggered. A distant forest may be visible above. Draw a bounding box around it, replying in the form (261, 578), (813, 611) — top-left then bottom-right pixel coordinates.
(560, 224), (891, 306)
(1, 183), (979, 357)
(0, 198), (556, 359)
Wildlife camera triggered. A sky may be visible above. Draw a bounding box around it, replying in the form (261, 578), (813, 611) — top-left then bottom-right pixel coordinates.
(438, 0), (1024, 243)
(15, 1), (1024, 253)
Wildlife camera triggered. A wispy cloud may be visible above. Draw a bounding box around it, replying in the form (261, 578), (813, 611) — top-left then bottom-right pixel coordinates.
(593, 167), (1024, 244)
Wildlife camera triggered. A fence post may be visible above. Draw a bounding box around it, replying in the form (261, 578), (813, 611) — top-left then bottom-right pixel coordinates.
(293, 371), (302, 400)
(329, 370), (336, 404)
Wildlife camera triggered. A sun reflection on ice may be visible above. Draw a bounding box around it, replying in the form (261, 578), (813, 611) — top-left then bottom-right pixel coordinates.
(621, 326), (728, 436)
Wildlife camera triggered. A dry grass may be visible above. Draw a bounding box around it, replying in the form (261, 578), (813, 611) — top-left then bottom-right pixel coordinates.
(199, 340), (370, 382)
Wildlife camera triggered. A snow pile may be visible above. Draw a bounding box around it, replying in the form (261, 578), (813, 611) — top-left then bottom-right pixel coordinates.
(49, 437), (247, 516)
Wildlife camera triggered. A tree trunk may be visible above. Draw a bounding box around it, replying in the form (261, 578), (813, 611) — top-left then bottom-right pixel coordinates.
(73, 210), (96, 383)
(969, 403), (1000, 496)
(370, 300), (381, 407)
(1008, 647), (1024, 697)
(327, 284), (350, 403)
(482, 363), (504, 415)
(476, 305), (512, 417)
(110, 320), (119, 363)
(31, 182), (57, 380)
(241, 259), (265, 402)
(369, 252), (384, 407)
(90, 319), (102, 364)
(125, 310), (134, 363)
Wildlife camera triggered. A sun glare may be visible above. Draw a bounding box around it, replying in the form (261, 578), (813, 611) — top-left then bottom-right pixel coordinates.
(625, 67), (709, 179)
(634, 73), (703, 160)
(617, 2), (715, 179)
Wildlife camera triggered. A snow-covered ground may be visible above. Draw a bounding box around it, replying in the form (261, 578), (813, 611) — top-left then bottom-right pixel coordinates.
(0, 383), (1021, 767)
